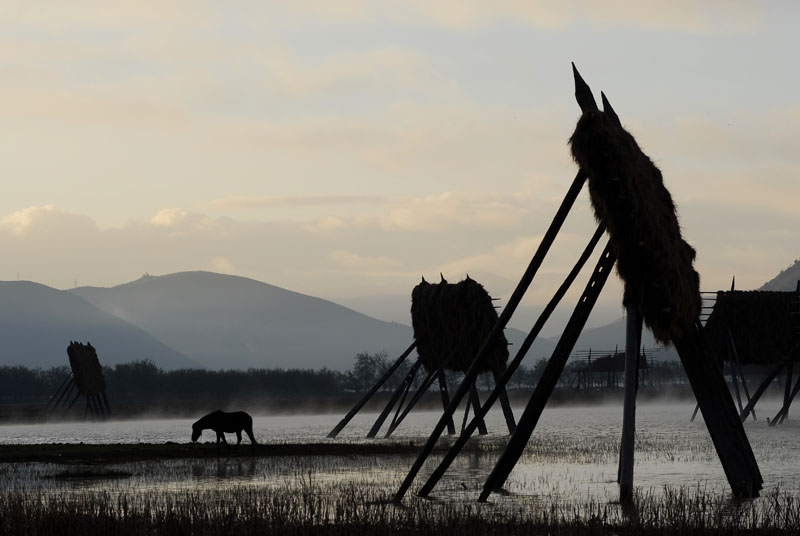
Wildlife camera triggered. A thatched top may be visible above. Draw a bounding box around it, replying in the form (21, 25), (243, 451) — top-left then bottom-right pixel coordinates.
(568, 69), (700, 345)
(704, 290), (799, 365)
(410, 276), (508, 373)
(67, 341), (106, 396)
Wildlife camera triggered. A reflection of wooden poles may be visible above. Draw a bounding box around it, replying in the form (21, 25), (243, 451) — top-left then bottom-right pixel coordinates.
(619, 305), (642, 503)
(394, 170), (588, 503)
(327, 342), (416, 438)
(478, 244), (616, 502)
(367, 359), (422, 438)
(417, 225), (605, 499)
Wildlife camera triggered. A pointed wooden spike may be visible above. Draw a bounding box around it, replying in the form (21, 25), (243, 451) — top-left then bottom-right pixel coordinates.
(440, 273), (447, 284)
(572, 62), (598, 112)
(600, 92), (621, 126)
(731, 276), (736, 292)
(421, 275), (427, 283)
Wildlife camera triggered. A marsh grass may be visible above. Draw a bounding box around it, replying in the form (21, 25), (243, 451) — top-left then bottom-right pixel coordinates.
(2, 484), (800, 535)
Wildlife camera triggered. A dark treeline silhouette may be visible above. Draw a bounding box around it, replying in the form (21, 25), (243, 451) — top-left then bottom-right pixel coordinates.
(0, 351), (695, 407)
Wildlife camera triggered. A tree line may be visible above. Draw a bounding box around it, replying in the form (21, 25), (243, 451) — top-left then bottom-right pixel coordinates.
(0, 351), (691, 405)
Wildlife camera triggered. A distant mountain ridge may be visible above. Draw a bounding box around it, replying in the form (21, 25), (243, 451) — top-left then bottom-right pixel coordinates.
(72, 271), (415, 370)
(760, 259), (800, 291)
(0, 281), (195, 369)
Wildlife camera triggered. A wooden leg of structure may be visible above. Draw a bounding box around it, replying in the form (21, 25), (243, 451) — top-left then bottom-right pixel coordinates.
(619, 305), (642, 503)
(469, 385), (488, 435)
(478, 245), (616, 502)
(769, 374), (800, 426)
(385, 365), (438, 437)
(385, 364), (446, 437)
(367, 360), (422, 438)
(674, 323), (763, 498)
(327, 342), (416, 438)
(437, 371), (457, 435)
(493, 368), (516, 434)
(740, 346), (800, 422)
(783, 361), (793, 422)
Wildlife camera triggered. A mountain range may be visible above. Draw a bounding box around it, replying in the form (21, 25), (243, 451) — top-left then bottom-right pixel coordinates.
(0, 258), (797, 371)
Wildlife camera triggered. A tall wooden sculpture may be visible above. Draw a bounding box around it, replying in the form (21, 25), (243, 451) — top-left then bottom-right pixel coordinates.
(394, 64), (762, 504)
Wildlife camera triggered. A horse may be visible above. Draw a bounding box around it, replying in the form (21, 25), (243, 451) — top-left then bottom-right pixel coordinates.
(191, 410), (257, 447)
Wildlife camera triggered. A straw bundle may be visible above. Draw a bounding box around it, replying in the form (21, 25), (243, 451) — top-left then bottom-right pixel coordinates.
(569, 104), (700, 344)
(411, 276), (508, 373)
(67, 341), (107, 396)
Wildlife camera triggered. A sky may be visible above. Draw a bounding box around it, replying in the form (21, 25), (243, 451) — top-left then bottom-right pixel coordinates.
(1, 1), (798, 335)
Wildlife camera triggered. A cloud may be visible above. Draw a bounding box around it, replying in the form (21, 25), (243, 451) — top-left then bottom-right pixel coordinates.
(288, 0), (762, 33)
(329, 250), (396, 268)
(1, 205), (98, 236)
(202, 194), (386, 210)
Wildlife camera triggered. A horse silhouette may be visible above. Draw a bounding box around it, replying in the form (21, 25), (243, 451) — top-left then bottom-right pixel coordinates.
(191, 410), (257, 447)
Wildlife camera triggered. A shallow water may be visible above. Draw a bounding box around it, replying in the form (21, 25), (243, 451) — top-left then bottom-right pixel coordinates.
(2, 400), (799, 507)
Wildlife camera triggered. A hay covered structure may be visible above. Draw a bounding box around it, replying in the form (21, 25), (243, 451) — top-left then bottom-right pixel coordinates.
(43, 341), (111, 419)
(411, 275), (509, 374)
(569, 98), (700, 344)
(704, 290), (800, 366)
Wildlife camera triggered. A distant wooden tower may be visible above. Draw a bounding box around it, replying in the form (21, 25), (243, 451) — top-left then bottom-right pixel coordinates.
(327, 275), (516, 439)
(703, 281), (800, 424)
(44, 342), (111, 419)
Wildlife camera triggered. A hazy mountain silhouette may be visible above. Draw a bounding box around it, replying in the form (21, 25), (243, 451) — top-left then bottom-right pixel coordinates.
(72, 271), (416, 370)
(70, 271), (554, 371)
(0, 281), (195, 369)
(760, 259), (800, 291)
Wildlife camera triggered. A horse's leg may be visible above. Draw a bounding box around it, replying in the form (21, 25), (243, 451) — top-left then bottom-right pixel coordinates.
(236, 430), (242, 446)
(246, 426), (257, 446)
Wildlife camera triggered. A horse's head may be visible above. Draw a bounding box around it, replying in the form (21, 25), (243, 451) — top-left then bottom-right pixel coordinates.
(191, 425), (201, 443)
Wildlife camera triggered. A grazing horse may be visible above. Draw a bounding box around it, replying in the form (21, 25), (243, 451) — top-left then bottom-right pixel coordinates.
(191, 410), (257, 447)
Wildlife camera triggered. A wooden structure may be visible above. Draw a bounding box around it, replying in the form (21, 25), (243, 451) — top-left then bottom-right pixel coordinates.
(569, 349), (650, 391)
(702, 281), (800, 424)
(327, 275), (517, 439)
(43, 341), (111, 419)
(393, 65), (762, 504)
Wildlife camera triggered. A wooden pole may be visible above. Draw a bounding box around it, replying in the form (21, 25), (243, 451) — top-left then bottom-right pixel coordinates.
(394, 170), (588, 502)
(769, 374), (800, 425)
(367, 359), (422, 438)
(437, 371), (457, 435)
(469, 385), (488, 435)
(674, 323), (763, 498)
(783, 360), (793, 421)
(492, 367), (516, 434)
(478, 244), (616, 502)
(327, 342), (416, 438)
(417, 227), (605, 498)
(385, 364), (439, 437)
(44, 372), (74, 412)
(727, 330), (756, 420)
(619, 305), (642, 503)
(739, 345), (800, 421)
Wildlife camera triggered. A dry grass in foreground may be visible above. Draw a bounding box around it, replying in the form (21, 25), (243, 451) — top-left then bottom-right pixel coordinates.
(2, 484), (800, 535)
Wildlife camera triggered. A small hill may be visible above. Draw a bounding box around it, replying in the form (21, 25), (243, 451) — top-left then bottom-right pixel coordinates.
(760, 259), (800, 291)
(72, 271), (415, 370)
(0, 281), (195, 369)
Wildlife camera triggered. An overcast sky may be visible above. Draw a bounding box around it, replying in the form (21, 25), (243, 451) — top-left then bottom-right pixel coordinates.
(1, 2), (798, 334)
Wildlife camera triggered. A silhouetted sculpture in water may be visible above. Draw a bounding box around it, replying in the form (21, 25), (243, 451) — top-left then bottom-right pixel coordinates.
(191, 410), (257, 447)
